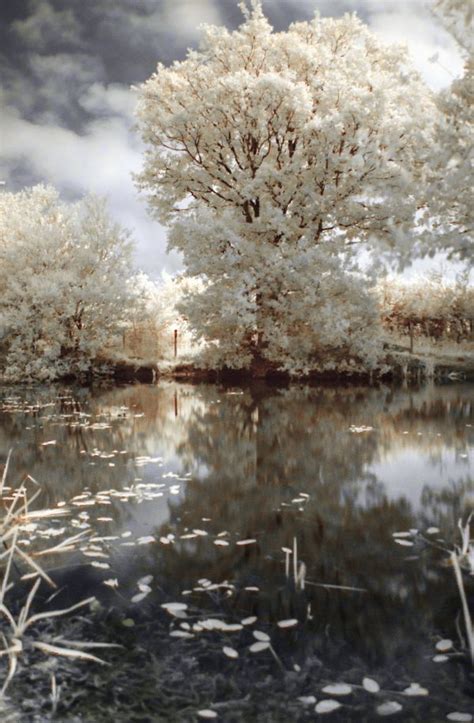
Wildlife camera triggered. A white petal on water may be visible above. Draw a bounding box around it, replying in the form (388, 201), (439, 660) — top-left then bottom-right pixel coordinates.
(363, 677), (380, 693)
(315, 699), (342, 713)
(197, 711), (218, 719)
(447, 714), (473, 722)
(277, 619), (298, 629)
(433, 654), (449, 663)
(236, 539), (257, 546)
(392, 532), (412, 538)
(376, 701), (403, 716)
(322, 684), (352, 696)
(394, 539), (414, 547)
(249, 642), (270, 653)
(253, 631), (270, 642)
(426, 527), (440, 535)
(223, 646), (239, 659)
(214, 540), (230, 546)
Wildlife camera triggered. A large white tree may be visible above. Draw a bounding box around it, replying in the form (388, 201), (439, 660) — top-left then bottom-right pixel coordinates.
(0, 185), (136, 381)
(136, 1), (435, 374)
(423, 0), (473, 259)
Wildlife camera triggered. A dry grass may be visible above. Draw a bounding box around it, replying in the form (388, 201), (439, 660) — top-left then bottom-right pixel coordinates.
(0, 450), (119, 697)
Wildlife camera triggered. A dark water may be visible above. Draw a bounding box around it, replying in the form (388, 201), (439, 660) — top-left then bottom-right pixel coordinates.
(1, 382), (473, 721)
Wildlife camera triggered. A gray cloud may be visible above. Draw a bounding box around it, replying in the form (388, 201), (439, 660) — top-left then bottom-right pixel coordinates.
(0, 0), (464, 277)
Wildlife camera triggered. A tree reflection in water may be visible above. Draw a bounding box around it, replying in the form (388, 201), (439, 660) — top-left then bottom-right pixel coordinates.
(0, 381), (473, 669)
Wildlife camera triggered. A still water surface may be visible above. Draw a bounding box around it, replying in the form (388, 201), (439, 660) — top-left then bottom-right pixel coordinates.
(1, 381), (473, 719)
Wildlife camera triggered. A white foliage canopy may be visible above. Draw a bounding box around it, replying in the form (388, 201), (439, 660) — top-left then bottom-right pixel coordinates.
(135, 2), (436, 373)
(0, 185), (137, 381)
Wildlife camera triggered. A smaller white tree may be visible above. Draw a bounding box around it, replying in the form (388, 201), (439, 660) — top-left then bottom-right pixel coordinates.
(0, 185), (136, 381)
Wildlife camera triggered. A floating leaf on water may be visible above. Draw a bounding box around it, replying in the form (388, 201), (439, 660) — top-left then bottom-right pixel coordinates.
(131, 591), (149, 604)
(394, 539), (414, 547)
(169, 630), (194, 639)
(236, 539), (257, 546)
(220, 623), (243, 632)
(315, 699), (342, 713)
(138, 575), (153, 586)
(249, 642), (270, 653)
(436, 639), (453, 652)
(447, 714), (473, 722)
(403, 683), (428, 696)
(197, 711), (217, 719)
(363, 677), (380, 693)
(433, 654), (449, 663)
(122, 618), (135, 627)
(298, 695), (317, 705)
(161, 602), (188, 614)
(277, 619), (298, 629)
(376, 701), (402, 716)
(322, 684), (352, 696)
(223, 646), (239, 659)
(241, 616), (257, 625)
(253, 631), (270, 642)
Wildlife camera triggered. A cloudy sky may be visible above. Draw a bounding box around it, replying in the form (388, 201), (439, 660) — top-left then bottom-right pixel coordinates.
(0, 0), (464, 277)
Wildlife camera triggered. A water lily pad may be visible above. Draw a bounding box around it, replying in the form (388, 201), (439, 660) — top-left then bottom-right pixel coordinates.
(223, 646), (239, 659)
(322, 684), (352, 696)
(436, 639), (453, 652)
(363, 677), (380, 693)
(376, 701), (403, 716)
(315, 699), (342, 713)
(249, 642), (270, 653)
(403, 683), (428, 696)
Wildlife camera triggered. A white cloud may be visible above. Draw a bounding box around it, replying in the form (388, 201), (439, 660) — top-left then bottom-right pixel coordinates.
(0, 100), (178, 277)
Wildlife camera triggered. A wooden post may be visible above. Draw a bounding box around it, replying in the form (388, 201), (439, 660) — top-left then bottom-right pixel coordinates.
(173, 329), (178, 358)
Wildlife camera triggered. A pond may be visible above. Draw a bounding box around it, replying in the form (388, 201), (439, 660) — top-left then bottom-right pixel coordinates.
(1, 381), (473, 721)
